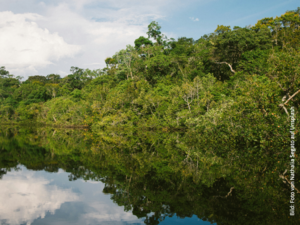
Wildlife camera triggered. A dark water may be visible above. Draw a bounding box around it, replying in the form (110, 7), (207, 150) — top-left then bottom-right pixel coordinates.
(0, 126), (298, 225)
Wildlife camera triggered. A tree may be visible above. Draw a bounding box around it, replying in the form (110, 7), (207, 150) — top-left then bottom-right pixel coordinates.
(211, 26), (272, 80)
(147, 21), (162, 43)
(61, 67), (86, 90)
(214, 25), (231, 34)
(27, 75), (47, 84)
(0, 66), (10, 78)
(252, 9), (300, 49)
(146, 21), (174, 47)
(45, 83), (60, 98)
(134, 36), (153, 49)
(46, 74), (61, 84)
(105, 57), (117, 68)
(112, 45), (138, 79)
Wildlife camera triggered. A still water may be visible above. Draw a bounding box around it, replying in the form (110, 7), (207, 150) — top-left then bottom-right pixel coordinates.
(0, 126), (298, 224)
(1, 166), (211, 225)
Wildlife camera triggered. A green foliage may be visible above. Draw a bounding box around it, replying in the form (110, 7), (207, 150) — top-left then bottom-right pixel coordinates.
(1, 10), (299, 224)
(237, 48), (270, 75)
(0, 7), (299, 133)
(0, 66), (13, 79)
(147, 21), (162, 43)
(0, 126), (298, 225)
(13, 83), (51, 104)
(267, 48), (300, 96)
(40, 97), (91, 126)
(214, 25), (231, 34)
(46, 74), (61, 83)
(134, 36), (153, 49)
(26, 75), (47, 84)
(211, 26), (273, 80)
(252, 9), (300, 49)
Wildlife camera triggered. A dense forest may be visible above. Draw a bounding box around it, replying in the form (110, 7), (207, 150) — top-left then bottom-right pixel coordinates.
(0, 8), (299, 133)
(1, 8), (300, 224)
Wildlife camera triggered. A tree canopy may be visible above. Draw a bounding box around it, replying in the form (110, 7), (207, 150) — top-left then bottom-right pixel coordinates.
(0, 8), (299, 133)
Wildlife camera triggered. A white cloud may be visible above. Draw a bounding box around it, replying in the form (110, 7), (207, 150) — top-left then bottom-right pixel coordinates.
(0, 0), (186, 78)
(189, 17), (199, 22)
(0, 170), (78, 225)
(0, 11), (81, 77)
(33, 1), (165, 75)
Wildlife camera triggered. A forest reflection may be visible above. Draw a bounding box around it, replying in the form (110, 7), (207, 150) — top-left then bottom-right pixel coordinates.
(0, 126), (298, 225)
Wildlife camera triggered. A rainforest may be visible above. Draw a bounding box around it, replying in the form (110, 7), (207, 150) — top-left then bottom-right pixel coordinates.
(1, 9), (300, 132)
(0, 7), (300, 225)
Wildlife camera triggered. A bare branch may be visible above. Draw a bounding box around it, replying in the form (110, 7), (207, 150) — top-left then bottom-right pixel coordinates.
(279, 170), (300, 194)
(279, 104), (289, 117)
(214, 187), (235, 198)
(278, 89), (300, 117)
(284, 90), (300, 105)
(225, 187), (235, 198)
(214, 62), (236, 73)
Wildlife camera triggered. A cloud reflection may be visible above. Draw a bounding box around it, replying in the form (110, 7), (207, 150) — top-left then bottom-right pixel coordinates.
(82, 202), (145, 224)
(0, 168), (146, 225)
(0, 170), (78, 225)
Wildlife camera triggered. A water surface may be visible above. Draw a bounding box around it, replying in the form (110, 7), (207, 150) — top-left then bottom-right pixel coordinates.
(0, 126), (298, 224)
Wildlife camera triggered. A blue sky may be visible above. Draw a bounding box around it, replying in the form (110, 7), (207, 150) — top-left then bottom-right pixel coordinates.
(161, 0), (299, 39)
(0, 0), (298, 78)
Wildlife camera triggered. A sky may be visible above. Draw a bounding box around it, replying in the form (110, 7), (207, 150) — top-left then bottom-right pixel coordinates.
(0, 0), (299, 79)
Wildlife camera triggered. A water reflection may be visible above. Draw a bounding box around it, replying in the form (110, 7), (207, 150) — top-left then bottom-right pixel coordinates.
(0, 167), (148, 225)
(0, 168), (78, 225)
(0, 166), (210, 225)
(0, 126), (298, 224)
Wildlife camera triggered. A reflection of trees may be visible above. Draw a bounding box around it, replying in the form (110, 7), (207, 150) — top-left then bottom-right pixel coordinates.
(0, 166), (21, 179)
(0, 169), (6, 179)
(0, 126), (299, 224)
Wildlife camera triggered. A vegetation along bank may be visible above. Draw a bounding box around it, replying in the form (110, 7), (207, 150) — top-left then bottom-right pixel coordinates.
(0, 8), (299, 136)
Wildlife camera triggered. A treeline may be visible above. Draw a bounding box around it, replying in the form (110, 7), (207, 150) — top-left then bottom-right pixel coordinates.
(0, 8), (299, 133)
